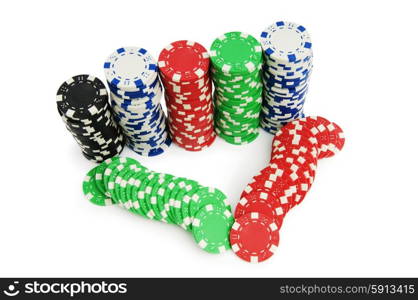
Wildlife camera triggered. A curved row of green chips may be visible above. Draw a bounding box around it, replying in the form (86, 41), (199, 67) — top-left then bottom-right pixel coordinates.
(210, 31), (263, 145)
(82, 156), (234, 254)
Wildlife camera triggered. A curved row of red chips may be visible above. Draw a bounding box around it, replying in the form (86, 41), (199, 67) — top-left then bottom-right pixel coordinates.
(230, 116), (345, 263)
(158, 40), (216, 151)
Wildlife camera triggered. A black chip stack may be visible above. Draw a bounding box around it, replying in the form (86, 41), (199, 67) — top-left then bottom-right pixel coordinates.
(56, 74), (125, 162)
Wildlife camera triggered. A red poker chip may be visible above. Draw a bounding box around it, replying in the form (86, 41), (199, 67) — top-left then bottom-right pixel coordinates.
(170, 112), (214, 127)
(235, 188), (284, 229)
(169, 125), (214, 140)
(169, 105), (213, 121)
(169, 125), (213, 137)
(173, 131), (216, 151)
(270, 154), (316, 190)
(241, 167), (292, 214)
(268, 158), (315, 208)
(160, 71), (210, 84)
(158, 40), (210, 82)
(272, 120), (319, 154)
(164, 84), (212, 99)
(166, 92), (211, 107)
(168, 111), (211, 123)
(230, 212), (280, 263)
(164, 77), (211, 94)
(159, 41), (214, 152)
(299, 116), (336, 159)
(252, 164), (309, 210)
(323, 121), (345, 158)
(271, 137), (319, 165)
(270, 143), (318, 181)
(167, 100), (211, 114)
(170, 123), (214, 137)
(168, 95), (211, 107)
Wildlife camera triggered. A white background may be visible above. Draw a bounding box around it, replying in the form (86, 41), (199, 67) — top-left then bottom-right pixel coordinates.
(0, 0), (417, 277)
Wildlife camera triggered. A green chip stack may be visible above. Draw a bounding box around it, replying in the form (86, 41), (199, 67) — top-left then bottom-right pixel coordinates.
(82, 156), (234, 254)
(210, 31), (263, 145)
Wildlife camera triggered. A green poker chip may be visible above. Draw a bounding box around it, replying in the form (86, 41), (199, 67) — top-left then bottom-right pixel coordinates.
(107, 162), (126, 201)
(150, 173), (174, 223)
(116, 168), (137, 208)
(82, 166), (113, 206)
(210, 31), (262, 74)
(192, 204), (234, 254)
(169, 178), (189, 226)
(215, 128), (259, 145)
(155, 174), (175, 224)
(83, 156), (233, 255)
(178, 179), (201, 231)
(210, 32), (262, 146)
(121, 165), (149, 213)
(94, 157), (119, 197)
(106, 158), (143, 201)
(144, 173), (164, 221)
(163, 176), (179, 223)
(130, 170), (152, 217)
(188, 187), (231, 220)
(137, 172), (158, 220)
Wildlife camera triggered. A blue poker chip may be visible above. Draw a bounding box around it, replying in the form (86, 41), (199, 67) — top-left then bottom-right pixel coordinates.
(262, 65), (311, 83)
(108, 76), (160, 99)
(263, 74), (309, 90)
(104, 47), (158, 90)
(264, 84), (309, 99)
(262, 102), (303, 115)
(260, 21), (312, 63)
(128, 136), (172, 156)
(103, 48), (171, 156)
(260, 21), (313, 126)
(264, 89), (308, 102)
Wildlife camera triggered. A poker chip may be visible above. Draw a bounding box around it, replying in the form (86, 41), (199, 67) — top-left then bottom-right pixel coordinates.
(232, 116), (345, 262)
(158, 40), (215, 151)
(56, 74), (125, 162)
(82, 166), (113, 206)
(230, 212), (280, 263)
(260, 21), (313, 133)
(192, 204), (234, 253)
(235, 188), (284, 229)
(104, 47), (171, 156)
(83, 156), (233, 253)
(299, 116), (346, 159)
(210, 32), (262, 145)
(57, 26), (347, 263)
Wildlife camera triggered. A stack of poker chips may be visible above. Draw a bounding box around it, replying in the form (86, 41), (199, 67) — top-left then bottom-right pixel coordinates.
(231, 116), (345, 263)
(158, 40), (216, 151)
(56, 74), (124, 162)
(83, 156), (234, 254)
(104, 47), (171, 157)
(259, 21), (313, 134)
(210, 32), (263, 145)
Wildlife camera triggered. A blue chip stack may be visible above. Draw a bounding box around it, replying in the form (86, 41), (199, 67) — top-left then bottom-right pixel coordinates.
(259, 21), (313, 134)
(104, 47), (171, 156)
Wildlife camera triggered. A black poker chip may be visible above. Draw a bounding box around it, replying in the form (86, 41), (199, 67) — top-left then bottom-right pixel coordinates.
(56, 74), (125, 162)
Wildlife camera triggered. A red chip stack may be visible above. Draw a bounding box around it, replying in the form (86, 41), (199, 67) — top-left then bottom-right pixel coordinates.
(158, 40), (216, 151)
(230, 116), (345, 263)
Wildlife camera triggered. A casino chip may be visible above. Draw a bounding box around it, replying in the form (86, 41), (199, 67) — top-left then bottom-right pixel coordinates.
(259, 21), (313, 133)
(230, 212), (280, 263)
(83, 156), (233, 253)
(158, 40), (216, 151)
(104, 47), (171, 156)
(192, 204), (234, 253)
(232, 116), (345, 262)
(56, 74), (125, 162)
(210, 32), (262, 145)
